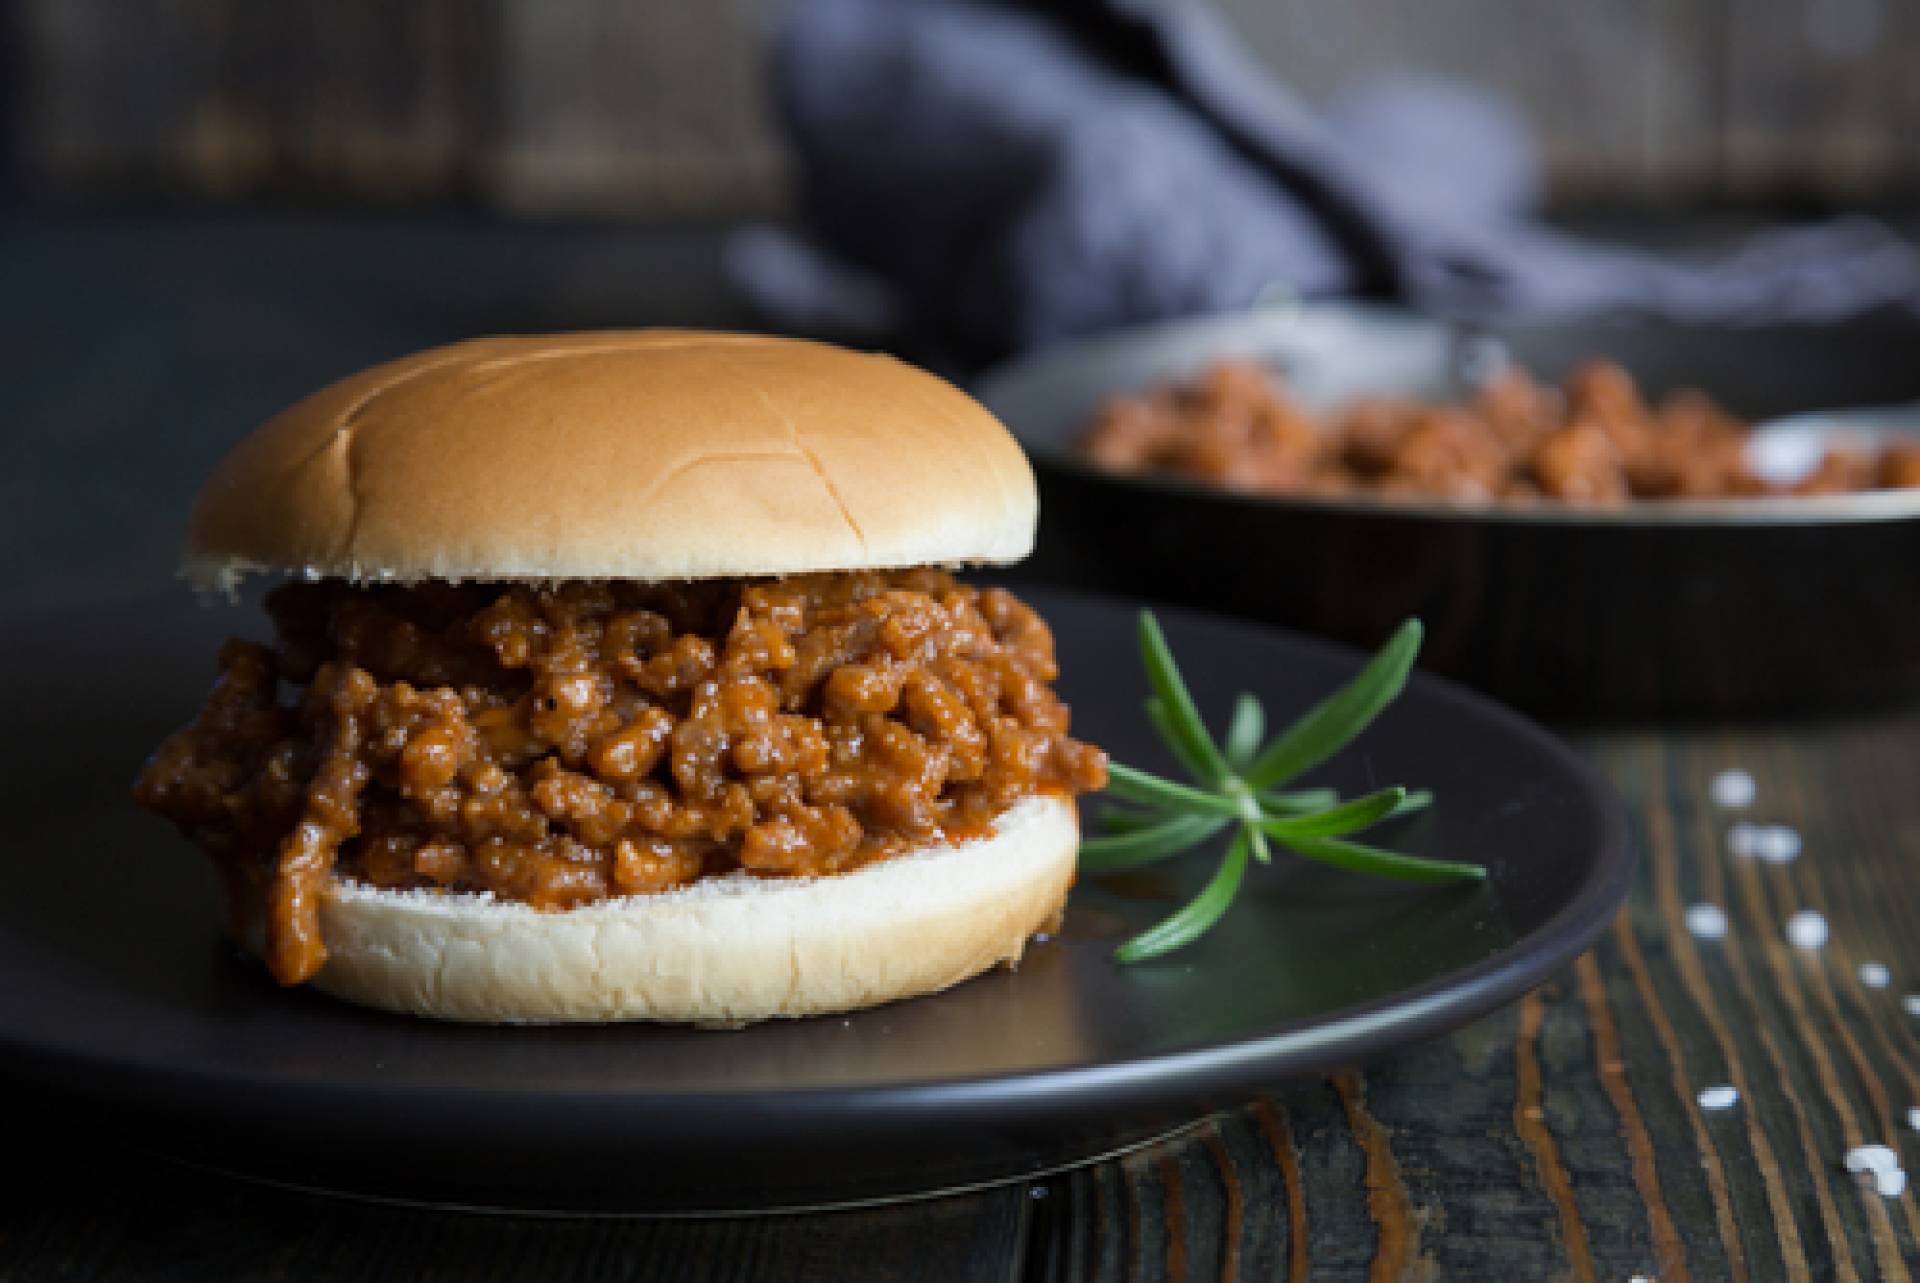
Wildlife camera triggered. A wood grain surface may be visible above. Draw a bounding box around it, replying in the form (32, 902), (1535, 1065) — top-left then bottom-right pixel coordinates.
(8, 709), (1917, 1282)
(3, 214), (1917, 1281)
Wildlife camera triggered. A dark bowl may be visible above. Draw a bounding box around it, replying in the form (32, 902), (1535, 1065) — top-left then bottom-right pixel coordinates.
(975, 305), (1920, 719)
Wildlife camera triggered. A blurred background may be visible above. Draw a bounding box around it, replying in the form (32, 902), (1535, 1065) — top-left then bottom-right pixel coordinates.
(11, 0), (1920, 216)
(7, 0), (1920, 712)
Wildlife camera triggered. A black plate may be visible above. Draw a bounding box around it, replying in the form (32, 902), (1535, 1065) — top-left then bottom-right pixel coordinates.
(0, 587), (1632, 1213)
(977, 306), (1920, 717)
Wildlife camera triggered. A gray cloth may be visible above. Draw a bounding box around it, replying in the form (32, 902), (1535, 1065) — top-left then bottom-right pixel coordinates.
(730, 0), (1920, 370)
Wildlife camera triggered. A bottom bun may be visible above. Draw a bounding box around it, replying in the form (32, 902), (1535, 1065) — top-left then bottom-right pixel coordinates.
(304, 794), (1079, 1024)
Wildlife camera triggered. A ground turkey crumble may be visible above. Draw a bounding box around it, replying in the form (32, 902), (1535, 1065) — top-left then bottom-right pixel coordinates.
(135, 569), (1107, 984)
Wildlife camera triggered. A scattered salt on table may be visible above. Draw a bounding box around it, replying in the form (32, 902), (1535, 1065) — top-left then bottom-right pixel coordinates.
(1844, 1144), (1900, 1174)
(1845, 1145), (1906, 1197)
(1786, 910), (1829, 950)
(1697, 1085), (1739, 1110)
(1710, 769), (1756, 809)
(1685, 904), (1729, 940)
(1727, 822), (1801, 862)
(1755, 825), (1802, 863)
(1860, 962), (1891, 989)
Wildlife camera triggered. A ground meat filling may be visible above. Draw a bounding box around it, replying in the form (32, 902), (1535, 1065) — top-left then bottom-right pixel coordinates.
(134, 570), (1108, 985)
(1081, 358), (1920, 504)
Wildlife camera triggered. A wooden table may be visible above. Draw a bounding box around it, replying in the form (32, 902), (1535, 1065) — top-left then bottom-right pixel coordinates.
(5, 213), (1917, 1281)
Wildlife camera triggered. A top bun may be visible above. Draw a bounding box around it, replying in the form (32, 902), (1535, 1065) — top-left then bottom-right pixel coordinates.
(184, 331), (1037, 587)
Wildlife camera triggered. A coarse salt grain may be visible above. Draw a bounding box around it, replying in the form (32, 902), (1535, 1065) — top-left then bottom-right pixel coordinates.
(1908, 1107), (1920, 1133)
(1787, 910), (1829, 950)
(1907, 995), (1920, 1017)
(1710, 769), (1756, 809)
(1844, 1144), (1900, 1174)
(1727, 822), (1802, 862)
(1877, 1168), (1908, 1198)
(1755, 825), (1802, 863)
(1685, 904), (1729, 940)
(1860, 962), (1892, 989)
(1697, 1085), (1739, 1110)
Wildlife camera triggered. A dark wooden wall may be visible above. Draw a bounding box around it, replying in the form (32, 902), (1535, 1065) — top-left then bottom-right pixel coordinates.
(9, 1), (784, 214)
(11, 0), (1918, 214)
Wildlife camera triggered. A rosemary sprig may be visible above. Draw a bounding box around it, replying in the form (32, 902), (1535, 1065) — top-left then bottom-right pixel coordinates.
(1084, 614), (1486, 963)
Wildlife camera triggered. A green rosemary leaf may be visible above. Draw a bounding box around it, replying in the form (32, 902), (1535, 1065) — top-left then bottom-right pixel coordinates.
(1144, 698), (1213, 782)
(1245, 619), (1423, 789)
(1260, 787), (1341, 815)
(1259, 787), (1406, 839)
(1104, 762), (1243, 817)
(1223, 693), (1266, 770)
(1138, 612), (1231, 784)
(1279, 832), (1486, 883)
(1079, 813), (1229, 872)
(1246, 824), (1273, 865)
(1388, 788), (1434, 819)
(1097, 803), (1177, 835)
(1087, 615), (1467, 965)
(1113, 829), (1252, 962)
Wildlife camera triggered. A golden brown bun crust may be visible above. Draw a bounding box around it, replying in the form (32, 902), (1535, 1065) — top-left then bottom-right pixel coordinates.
(295, 794), (1078, 1025)
(185, 331), (1037, 587)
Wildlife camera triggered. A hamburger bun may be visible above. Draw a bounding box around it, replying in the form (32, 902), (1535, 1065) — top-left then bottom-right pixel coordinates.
(184, 330), (1038, 590)
(294, 793), (1076, 1025)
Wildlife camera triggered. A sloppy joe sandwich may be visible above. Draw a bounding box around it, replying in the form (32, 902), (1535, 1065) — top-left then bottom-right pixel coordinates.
(135, 331), (1107, 1024)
